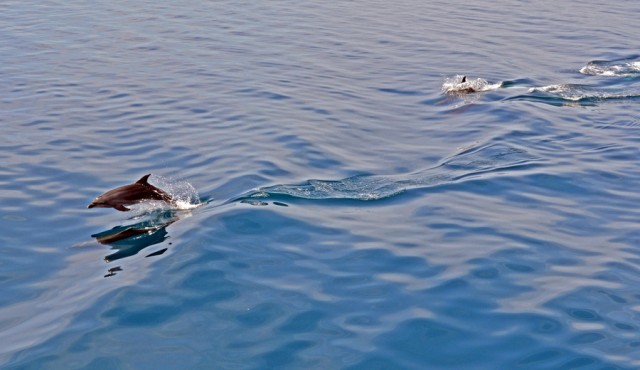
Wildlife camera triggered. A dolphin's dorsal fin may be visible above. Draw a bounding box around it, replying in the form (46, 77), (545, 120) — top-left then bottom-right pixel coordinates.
(136, 174), (151, 185)
(461, 76), (467, 83)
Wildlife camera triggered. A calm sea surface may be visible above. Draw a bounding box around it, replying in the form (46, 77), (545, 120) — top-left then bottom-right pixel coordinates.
(2, 0), (640, 369)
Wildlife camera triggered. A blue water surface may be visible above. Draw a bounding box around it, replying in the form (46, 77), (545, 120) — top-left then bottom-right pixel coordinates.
(2, 0), (640, 369)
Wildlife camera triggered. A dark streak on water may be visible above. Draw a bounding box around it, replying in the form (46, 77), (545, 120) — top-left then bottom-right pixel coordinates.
(1, 0), (640, 369)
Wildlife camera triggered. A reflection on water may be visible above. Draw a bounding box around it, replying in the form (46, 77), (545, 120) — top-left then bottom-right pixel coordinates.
(2, 0), (640, 368)
(91, 210), (184, 276)
(95, 220), (173, 261)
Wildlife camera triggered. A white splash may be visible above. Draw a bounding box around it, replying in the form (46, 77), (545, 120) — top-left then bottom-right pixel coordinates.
(529, 84), (580, 100)
(529, 83), (639, 102)
(175, 199), (200, 210)
(442, 75), (502, 94)
(580, 60), (640, 77)
(150, 174), (202, 210)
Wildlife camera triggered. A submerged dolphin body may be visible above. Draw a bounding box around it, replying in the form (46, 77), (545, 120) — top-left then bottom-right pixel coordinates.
(88, 174), (174, 211)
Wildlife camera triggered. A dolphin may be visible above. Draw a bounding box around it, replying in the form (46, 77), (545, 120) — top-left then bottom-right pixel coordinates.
(88, 174), (174, 211)
(457, 75), (477, 93)
(93, 225), (163, 244)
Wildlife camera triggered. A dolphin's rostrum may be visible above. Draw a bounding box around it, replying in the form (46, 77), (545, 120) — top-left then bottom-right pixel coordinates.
(88, 174), (174, 211)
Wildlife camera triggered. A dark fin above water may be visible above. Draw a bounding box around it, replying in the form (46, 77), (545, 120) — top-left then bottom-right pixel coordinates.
(461, 75), (467, 83)
(136, 174), (151, 185)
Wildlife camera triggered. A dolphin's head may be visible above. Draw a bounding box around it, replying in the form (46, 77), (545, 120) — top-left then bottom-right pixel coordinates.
(88, 195), (130, 211)
(88, 195), (109, 208)
(87, 191), (114, 208)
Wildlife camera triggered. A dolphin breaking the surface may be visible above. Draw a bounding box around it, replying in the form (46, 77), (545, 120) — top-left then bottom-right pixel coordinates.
(456, 75), (477, 93)
(88, 174), (174, 211)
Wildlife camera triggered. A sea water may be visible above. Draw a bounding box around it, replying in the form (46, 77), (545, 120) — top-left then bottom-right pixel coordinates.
(1, 0), (640, 369)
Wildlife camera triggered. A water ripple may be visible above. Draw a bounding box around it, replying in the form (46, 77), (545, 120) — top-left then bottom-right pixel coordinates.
(242, 143), (538, 201)
(2, 0), (640, 368)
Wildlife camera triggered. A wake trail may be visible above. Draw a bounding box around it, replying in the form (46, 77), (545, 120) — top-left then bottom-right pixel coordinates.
(235, 143), (540, 203)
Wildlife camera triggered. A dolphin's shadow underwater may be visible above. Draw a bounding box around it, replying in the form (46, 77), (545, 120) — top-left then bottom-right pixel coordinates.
(91, 211), (179, 263)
